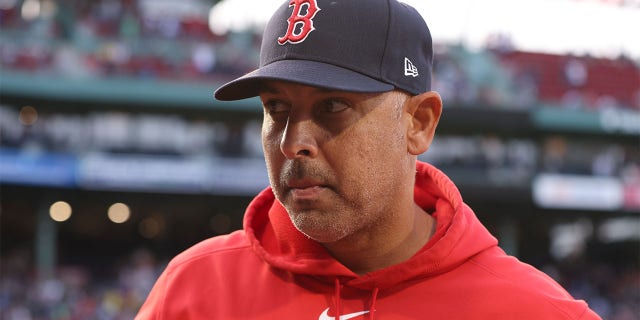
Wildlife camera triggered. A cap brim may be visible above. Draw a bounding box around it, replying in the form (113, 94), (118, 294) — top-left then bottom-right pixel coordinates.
(213, 60), (394, 101)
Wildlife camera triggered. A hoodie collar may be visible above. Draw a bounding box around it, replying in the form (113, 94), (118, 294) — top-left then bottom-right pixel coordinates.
(243, 161), (498, 289)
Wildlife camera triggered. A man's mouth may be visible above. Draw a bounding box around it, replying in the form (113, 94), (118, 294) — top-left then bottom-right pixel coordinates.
(286, 179), (328, 200)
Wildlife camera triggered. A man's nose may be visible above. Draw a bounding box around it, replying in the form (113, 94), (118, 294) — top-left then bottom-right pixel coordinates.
(280, 118), (318, 159)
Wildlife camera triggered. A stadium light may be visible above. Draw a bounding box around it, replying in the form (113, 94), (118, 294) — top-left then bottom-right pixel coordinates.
(108, 202), (131, 224)
(49, 201), (72, 222)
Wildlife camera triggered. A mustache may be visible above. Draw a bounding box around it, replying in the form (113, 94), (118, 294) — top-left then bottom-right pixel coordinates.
(280, 160), (329, 185)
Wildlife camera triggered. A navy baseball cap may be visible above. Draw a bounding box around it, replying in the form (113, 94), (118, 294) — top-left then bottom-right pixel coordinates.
(214, 0), (433, 101)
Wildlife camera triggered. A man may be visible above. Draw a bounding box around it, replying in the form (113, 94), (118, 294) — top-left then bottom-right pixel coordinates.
(137, 0), (600, 319)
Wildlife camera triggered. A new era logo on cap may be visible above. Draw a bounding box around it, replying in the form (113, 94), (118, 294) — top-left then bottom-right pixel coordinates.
(404, 57), (419, 77)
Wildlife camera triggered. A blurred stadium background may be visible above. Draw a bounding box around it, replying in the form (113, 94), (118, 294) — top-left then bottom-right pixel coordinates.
(0, 0), (638, 319)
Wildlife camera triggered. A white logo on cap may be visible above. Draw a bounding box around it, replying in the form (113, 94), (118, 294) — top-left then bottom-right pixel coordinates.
(404, 57), (419, 77)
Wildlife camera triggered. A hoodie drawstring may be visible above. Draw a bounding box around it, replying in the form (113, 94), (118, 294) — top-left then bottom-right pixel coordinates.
(334, 278), (342, 319)
(370, 287), (379, 320)
(333, 279), (380, 320)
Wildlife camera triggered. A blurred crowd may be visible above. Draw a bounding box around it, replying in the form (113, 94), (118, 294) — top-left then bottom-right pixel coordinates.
(1, 248), (164, 320)
(432, 42), (640, 110)
(549, 260), (640, 320)
(1, 246), (637, 320)
(0, 0), (259, 82)
(421, 134), (639, 188)
(1, 0), (638, 110)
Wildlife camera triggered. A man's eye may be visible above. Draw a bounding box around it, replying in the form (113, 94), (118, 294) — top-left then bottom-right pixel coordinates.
(263, 100), (289, 114)
(321, 99), (349, 113)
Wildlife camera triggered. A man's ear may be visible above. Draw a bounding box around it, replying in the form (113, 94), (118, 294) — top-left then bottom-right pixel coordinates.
(405, 91), (442, 155)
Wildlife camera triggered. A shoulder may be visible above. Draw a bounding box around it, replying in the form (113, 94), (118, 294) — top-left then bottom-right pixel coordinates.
(135, 231), (264, 319)
(166, 230), (253, 272)
(151, 230), (267, 296)
(464, 248), (599, 319)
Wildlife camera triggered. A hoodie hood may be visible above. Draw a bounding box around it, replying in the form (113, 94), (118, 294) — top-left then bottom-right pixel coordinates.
(243, 161), (498, 290)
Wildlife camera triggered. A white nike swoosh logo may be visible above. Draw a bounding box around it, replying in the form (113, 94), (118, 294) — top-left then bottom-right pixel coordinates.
(318, 308), (370, 320)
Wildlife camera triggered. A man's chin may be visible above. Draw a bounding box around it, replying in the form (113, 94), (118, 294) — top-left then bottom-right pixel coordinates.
(289, 213), (352, 243)
(299, 230), (351, 244)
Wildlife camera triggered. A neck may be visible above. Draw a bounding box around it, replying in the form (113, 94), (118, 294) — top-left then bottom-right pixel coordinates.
(323, 203), (436, 275)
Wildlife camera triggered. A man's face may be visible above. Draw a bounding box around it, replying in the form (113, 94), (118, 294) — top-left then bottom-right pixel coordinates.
(259, 81), (416, 243)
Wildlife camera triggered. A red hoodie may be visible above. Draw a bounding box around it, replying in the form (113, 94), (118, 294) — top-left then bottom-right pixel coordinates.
(136, 161), (600, 319)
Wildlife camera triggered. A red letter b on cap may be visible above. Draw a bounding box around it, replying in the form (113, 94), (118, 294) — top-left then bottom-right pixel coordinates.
(278, 0), (321, 45)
